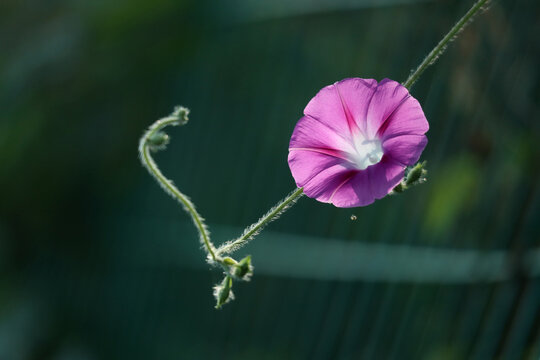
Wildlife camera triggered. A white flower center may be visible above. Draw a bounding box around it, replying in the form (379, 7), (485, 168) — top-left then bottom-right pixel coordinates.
(349, 134), (383, 170)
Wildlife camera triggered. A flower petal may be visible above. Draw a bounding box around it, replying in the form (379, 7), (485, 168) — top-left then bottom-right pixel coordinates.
(378, 95), (429, 140)
(288, 149), (346, 188)
(289, 115), (355, 155)
(333, 78), (378, 135)
(329, 170), (375, 208)
(304, 78), (377, 138)
(301, 164), (356, 203)
(367, 156), (406, 199)
(383, 134), (428, 166)
(365, 78), (411, 138)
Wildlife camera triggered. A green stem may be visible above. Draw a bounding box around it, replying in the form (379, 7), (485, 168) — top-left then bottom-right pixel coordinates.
(403, 0), (489, 89)
(216, 187), (304, 255)
(139, 109), (217, 262)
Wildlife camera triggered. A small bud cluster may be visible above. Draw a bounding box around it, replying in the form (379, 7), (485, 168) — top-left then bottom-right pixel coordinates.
(171, 106), (190, 125)
(141, 106), (190, 153)
(392, 161), (428, 194)
(213, 255), (254, 308)
(147, 131), (170, 151)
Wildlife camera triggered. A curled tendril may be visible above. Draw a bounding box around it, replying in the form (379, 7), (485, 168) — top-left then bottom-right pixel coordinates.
(139, 106), (300, 308)
(138, 106), (217, 262)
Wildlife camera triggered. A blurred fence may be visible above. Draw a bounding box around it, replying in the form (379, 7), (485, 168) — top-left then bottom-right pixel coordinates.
(0, 0), (538, 359)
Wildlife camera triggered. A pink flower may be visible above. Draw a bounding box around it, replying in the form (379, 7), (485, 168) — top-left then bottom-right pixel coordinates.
(288, 78), (429, 208)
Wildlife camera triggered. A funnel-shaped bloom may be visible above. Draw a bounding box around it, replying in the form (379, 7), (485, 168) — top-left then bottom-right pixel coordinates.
(288, 78), (428, 208)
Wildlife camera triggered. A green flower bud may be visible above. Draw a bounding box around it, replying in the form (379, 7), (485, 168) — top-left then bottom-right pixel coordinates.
(233, 255), (253, 281)
(405, 161), (427, 186)
(147, 131), (170, 151)
(171, 106), (189, 125)
(214, 276), (234, 309)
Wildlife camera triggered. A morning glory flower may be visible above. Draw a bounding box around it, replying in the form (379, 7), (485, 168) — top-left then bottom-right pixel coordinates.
(288, 78), (429, 208)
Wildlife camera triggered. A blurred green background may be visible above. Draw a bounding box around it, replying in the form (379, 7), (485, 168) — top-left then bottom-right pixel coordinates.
(1, 0), (539, 359)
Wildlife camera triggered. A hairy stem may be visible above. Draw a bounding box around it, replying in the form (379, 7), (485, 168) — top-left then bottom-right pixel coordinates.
(216, 187), (304, 256)
(403, 0), (490, 89)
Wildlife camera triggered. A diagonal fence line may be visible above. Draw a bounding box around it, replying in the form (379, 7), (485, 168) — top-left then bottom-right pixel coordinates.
(131, 220), (540, 283)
